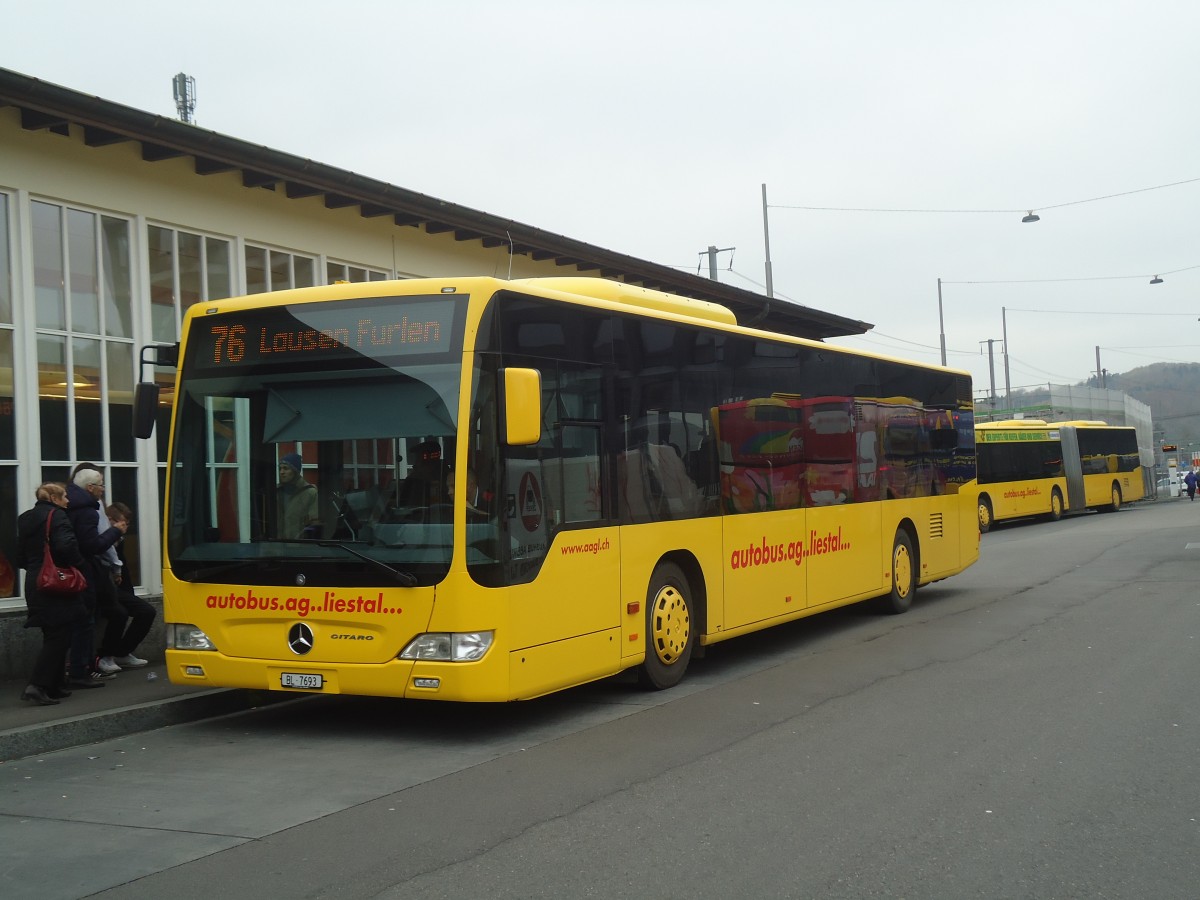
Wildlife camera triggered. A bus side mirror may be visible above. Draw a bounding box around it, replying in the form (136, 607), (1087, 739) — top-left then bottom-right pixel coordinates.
(132, 382), (160, 439)
(501, 367), (541, 445)
(132, 343), (179, 440)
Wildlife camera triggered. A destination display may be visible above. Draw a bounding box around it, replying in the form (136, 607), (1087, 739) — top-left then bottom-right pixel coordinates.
(189, 295), (461, 372)
(976, 428), (1059, 443)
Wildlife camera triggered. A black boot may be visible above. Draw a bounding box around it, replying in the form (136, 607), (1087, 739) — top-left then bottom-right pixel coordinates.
(47, 686), (73, 699)
(20, 685), (60, 706)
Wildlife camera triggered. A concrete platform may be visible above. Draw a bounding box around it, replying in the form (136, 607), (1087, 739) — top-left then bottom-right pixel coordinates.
(0, 663), (297, 761)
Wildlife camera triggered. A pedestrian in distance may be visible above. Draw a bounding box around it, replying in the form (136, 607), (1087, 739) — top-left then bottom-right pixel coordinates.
(16, 482), (89, 705)
(1184, 467), (1197, 501)
(64, 467), (127, 687)
(94, 501), (156, 673)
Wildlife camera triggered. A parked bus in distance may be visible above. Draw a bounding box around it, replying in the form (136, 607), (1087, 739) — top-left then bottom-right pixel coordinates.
(975, 419), (1144, 532)
(133, 276), (979, 702)
(1055, 420), (1145, 512)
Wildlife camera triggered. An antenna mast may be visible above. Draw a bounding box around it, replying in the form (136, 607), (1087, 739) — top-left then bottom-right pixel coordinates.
(172, 73), (196, 124)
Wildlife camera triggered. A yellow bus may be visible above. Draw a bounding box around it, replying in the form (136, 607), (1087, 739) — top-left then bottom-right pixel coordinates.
(1054, 419), (1145, 512)
(975, 419), (1143, 532)
(134, 276), (979, 701)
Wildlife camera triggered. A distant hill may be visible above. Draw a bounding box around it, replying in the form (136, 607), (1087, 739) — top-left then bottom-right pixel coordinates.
(1100, 362), (1200, 448)
(1002, 362), (1200, 449)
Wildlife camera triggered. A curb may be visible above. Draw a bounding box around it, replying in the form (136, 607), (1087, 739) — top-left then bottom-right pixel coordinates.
(0, 688), (301, 761)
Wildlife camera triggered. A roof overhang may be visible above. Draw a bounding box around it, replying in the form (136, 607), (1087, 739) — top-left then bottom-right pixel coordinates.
(0, 67), (872, 340)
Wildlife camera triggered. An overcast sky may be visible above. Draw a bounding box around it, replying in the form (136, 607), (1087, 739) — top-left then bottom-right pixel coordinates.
(7, 1), (1199, 399)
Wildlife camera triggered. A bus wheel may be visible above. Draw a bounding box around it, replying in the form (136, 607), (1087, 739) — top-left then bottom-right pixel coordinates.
(638, 562), (694, 690)
(1104, 483), (1123, 513)
(878, 530), (916, 615)
(977, 495), (993, 533)
(1048, 488), (1064, 521)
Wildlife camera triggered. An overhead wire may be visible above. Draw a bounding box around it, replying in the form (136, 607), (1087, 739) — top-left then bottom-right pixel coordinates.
(769, 176), (1200, 215)
(944, 264), (1200, 285)
(696, 269), (1199, 384)
(1004, 355), (1080, 383)
(1004, 307), (1198, 316)
(737, 179), (1200, 387)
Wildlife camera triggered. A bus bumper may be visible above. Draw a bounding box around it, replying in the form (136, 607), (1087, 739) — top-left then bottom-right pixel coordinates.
(164, 650), (513, 702)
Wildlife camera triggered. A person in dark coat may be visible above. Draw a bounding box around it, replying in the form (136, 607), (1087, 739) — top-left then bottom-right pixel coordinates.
(64, 468), (127, 685)
(17, 482), (89, 705)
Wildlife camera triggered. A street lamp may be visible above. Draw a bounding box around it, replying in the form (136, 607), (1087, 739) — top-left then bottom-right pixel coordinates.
(1021, 211), (1040, 223)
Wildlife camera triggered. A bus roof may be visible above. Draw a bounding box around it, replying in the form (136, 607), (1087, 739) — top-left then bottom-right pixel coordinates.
(510, 277), (738, 327)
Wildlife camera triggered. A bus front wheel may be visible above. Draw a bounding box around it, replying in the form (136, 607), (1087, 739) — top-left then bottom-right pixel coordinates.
(638, 561), (695, 690)
(977, 495), (993, 533)
(1104, 483), (1123, 513)
(877, 530), (916, 615)
(1047, 488), (1064, 522)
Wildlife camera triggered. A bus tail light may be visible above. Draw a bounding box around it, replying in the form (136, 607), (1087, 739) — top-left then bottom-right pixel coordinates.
(400, 631), (494, 662)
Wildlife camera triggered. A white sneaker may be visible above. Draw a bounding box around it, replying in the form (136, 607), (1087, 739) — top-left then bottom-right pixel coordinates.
(114, 654), (149, 668)
(97, 656), (122, 674)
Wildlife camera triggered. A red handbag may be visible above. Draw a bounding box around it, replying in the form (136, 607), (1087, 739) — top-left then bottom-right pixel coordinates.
(37, 511), (88, 594)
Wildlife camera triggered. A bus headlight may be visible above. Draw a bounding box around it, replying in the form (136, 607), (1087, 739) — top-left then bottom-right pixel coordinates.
(400, 631), (493, 662)
(169, 623), (218, 651)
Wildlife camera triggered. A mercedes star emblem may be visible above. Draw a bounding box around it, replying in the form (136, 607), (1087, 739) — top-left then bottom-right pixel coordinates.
(288, 622), (314, 655)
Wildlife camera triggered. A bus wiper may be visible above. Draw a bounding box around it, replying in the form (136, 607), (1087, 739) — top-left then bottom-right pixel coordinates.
(318, 540), (418, 587)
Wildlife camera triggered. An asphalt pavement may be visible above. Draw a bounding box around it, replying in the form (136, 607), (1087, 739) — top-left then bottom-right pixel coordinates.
(1, 491), (1183, 765)
(0, 663), (296, 761)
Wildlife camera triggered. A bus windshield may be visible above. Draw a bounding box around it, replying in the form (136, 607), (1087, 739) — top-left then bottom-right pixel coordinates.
(166, 294), (475, 587)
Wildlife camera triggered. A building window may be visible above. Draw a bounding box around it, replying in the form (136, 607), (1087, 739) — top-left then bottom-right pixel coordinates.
(326, 261), (389, 284)
(0, 193), (15, 598)
(149, 225), (233, 343)
(245, 245), (316, 294)
(0, 192), (10, 324)
(146, 225), (233, 561)
(31, 200), (139, 587)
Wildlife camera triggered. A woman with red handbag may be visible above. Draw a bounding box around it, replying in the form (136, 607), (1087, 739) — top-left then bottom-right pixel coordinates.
(16, 482), (89, 705)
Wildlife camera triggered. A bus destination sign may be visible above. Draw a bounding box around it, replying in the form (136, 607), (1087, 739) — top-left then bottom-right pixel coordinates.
(190, 296), (459, 371)
(976, 429), (1060, 443)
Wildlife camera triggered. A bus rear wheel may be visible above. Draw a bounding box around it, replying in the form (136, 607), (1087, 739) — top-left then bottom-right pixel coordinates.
(638, 561), (695, 690)
(1047, 488), (1064, 522)
(977, 495), (993, 533)
(877, 530), (916, 615)
(1104, 483), (1123, 513)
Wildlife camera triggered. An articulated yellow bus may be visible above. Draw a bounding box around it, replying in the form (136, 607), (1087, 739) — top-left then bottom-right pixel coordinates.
(134, 276), (979, 701)
(975, 419), (1144, 532)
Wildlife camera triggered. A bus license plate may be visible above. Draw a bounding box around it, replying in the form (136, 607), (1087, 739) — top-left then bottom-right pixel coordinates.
(281, 672), (323, 690)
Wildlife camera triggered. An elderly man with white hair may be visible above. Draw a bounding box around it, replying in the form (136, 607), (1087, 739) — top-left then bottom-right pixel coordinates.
(63, 466), (127, 687)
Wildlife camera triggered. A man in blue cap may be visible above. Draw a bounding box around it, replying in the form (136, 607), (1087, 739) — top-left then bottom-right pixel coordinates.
(277, 452), (319, 538)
